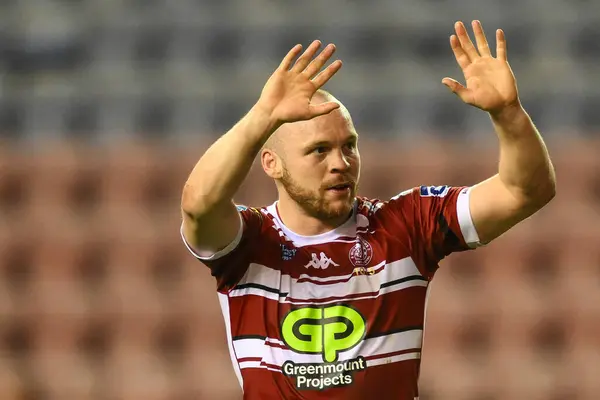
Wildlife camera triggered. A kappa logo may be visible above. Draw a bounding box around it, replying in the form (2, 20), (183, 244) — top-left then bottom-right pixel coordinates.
(348, 237), (373, 267)
(304, 252), (339, 269)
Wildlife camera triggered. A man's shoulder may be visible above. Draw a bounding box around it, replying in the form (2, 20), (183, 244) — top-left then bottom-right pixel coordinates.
(355, 190), (422, 232)
(235, 204), (266, 212)
(355, 196), (385, 215)
(358, 185), (462, 210)
(356, 189), (415, 213)
(235, 203), (284, 235)
(354, 196), (405, 233)
(236, 203), (263, 212)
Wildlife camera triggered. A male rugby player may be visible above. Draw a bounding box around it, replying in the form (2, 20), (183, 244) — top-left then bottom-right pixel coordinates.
(180, 21), (555, 399)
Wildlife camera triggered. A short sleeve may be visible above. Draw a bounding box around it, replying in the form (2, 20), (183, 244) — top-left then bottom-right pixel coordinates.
(180, 205), (263, 292)
(386, 185), (483, 277)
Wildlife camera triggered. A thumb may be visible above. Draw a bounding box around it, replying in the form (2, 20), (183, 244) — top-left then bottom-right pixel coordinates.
(308, 101), (340, 119)
(442, 78), (470, 103)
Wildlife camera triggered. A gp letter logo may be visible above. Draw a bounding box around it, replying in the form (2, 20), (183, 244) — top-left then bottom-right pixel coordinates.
(281, 306), (366, 363)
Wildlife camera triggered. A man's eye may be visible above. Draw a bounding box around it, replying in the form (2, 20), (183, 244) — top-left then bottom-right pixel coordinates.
(313, 147), (327, 154)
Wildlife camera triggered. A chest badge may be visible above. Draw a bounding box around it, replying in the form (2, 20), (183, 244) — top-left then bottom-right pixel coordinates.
(348, 237), (373, 267)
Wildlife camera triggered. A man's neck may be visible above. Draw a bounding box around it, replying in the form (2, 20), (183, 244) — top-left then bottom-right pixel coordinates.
(275, 199), (352, 236)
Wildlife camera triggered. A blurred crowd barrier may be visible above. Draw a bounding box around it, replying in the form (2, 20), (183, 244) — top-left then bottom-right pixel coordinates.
(1, 0), (600, 143)
(0, 135), (598, 400)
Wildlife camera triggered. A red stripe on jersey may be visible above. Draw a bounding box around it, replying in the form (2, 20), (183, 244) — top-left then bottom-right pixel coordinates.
(238, 357), (262, 363)
(363, 347), (422, 361)
(228, 295), (287, 341)
(260, 362), (282, 371)
(295, 263), (386, 285)
(361, 285), (428, 334)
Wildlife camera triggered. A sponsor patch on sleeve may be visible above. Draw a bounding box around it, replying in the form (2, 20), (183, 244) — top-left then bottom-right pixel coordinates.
(419, 185), (450, 197)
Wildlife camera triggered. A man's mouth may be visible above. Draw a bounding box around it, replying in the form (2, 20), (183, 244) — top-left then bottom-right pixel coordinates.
(327, 183), (353, 193)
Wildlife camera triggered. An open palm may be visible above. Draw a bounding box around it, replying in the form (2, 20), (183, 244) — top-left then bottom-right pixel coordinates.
(443, 21), (520, 115)
(257, 41), (342, 124)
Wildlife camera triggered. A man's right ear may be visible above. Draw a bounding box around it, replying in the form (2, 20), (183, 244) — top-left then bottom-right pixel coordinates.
(261, 148), (283, 179)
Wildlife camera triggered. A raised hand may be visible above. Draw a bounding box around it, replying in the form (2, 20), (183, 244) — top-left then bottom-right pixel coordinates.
(442, 21), (520, 116)
(256, 40), (343, 125)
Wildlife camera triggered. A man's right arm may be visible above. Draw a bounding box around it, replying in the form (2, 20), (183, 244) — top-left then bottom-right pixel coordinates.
(180, 40), (342, 257)
(180, 106), (277, 256)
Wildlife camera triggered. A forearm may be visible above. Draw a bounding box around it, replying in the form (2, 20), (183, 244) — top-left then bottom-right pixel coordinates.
(182, 105), (278, 217)
(491, 105), (556, 205)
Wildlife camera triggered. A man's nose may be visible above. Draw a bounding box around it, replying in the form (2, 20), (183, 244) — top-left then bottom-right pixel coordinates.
(329, 149), (350, 172)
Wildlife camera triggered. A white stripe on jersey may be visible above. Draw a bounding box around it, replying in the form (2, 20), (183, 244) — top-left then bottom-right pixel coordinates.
(237, 352), (421, 373)
(365, 352), (421, 368)
(238, 360), (282, 372)
(218, 293), (244, 389)
(456, 187), (483, 248)
(229, 257), (427, 304)
(234, 328), (423, 368)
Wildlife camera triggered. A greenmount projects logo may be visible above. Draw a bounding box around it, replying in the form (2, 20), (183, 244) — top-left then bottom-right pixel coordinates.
(280, 305), (367, 390)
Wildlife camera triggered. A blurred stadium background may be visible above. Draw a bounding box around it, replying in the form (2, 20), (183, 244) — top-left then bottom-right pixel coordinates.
(0, 0), (599, 399)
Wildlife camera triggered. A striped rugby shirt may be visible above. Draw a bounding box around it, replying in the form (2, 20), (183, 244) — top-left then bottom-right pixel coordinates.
(181, 185), (482, 399)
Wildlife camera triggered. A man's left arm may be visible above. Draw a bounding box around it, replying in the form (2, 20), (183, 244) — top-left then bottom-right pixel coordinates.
(442, 20), (556, 244)
(469, 105), (555, 244)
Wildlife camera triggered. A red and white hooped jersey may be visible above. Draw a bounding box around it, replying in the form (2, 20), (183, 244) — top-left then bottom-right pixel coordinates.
(181, 186), (482, 400)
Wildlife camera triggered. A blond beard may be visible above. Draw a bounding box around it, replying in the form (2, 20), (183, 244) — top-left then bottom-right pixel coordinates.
(280, 165), (355, 221)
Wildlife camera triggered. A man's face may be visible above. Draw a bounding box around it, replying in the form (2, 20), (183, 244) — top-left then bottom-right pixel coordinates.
(274, 108), (361, 221)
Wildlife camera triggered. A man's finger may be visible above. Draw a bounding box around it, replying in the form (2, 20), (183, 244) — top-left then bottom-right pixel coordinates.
(472, 20), (492, 57)
(292, 40), (322, 73)
(308, 101), (340, 119)
(450, 35), (471, 70)
(496, 29), (507, 61)
(304, 43), (337, 78)
(442, 77), (471, 103)
(454, 21), (479, 61)
(279, 44), (303, 71)
(312, 60), (343, 88)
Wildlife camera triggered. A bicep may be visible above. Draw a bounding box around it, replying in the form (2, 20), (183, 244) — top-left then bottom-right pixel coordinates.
(469, 174), (539, 244)
(181, 201), (243, 258)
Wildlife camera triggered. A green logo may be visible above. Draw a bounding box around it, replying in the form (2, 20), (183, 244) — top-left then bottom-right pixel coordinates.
(281, 305), (366, 363)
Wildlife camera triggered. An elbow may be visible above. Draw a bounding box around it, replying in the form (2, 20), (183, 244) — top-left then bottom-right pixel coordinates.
(525, 158), (558, 209)
(537, 171), (557, 206)
(543, 180), (556, 205)
(181, 183), (209, 218)
(522, 178), (556, 211)
(533, 187), (555, 211)
(181, 182), (231, 220)
(542, 162), (558, 204)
